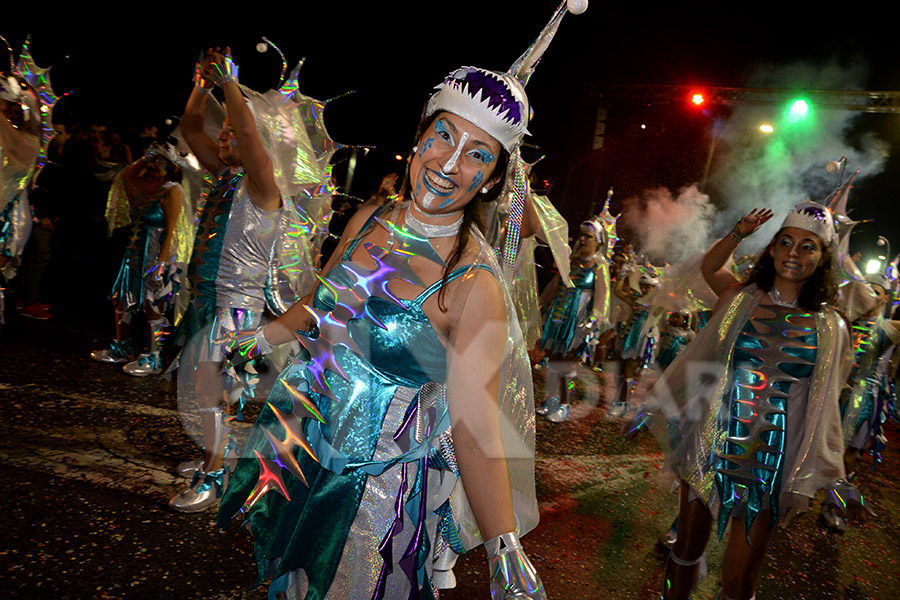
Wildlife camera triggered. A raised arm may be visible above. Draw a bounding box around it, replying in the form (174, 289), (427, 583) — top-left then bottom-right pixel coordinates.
(208, 48), (281, 212)
(181, 57), (223, 174)
(701, 208), (773, 296)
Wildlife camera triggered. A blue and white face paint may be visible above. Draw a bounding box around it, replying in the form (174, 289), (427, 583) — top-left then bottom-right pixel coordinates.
(408, 112), (502, 216)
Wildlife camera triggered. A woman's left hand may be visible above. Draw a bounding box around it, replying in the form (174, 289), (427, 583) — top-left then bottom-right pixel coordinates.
(486, 533), (547, 600)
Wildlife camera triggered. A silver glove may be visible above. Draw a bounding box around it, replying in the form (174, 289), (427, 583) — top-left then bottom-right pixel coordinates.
(485, 532), (546, 600)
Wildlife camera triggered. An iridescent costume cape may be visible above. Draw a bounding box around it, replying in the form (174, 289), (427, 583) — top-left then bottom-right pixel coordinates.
(643, 286), (851, 535)
(218, 207), (537, 599)
(842, 316), (900, 456)
(508, 192), (575, 346)
(0, 112), (40, 281)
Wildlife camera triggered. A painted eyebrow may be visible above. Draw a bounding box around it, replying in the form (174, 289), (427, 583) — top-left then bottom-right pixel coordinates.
(779, 234), (819, 244)
(443, 117), (496, 150)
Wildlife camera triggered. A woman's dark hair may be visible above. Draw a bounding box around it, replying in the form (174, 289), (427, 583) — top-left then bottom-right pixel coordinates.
(401, 111), (510, 311)
(744, 230), (838, 312)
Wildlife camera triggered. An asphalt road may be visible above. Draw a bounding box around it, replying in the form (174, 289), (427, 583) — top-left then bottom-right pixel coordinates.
(2, 308), (898, 599)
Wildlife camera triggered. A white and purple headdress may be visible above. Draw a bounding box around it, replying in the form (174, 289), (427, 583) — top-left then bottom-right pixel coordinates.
(424, 0), (587, 153)
(780, 199), (837, 247)
(580, 218), (606, 246)
(426, 68), (529, 152)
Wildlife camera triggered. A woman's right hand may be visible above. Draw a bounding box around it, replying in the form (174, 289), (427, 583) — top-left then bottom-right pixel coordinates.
(732, 208), (774, 239)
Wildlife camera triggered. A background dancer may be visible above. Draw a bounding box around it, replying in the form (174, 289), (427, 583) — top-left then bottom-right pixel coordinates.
(609, 260), (661, 418)
(537, 218), (610, 422)
(90, 143), (191, 374)
(643, 203), (866, 600)
(169, 46), (284, 512)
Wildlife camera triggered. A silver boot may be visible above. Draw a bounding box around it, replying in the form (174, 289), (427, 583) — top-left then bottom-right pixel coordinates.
(123, 351), (163, 376)
(176, 458), (204, 478)
(169, 468), (226, 513)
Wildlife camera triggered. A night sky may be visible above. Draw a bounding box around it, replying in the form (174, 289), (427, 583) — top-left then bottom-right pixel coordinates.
(4, 2), (898, 262)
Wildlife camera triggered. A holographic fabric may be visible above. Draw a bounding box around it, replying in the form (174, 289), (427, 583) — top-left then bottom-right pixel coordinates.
(0, 191), (31, 268)
(656, 328), (694, 370)
(643, 286), (851, 523)
(713, 307), (817, 537)
(187, 170), (279, 311)
(619, 307), (651, 360)
(842, 316), (899, 454)
(109, 202), (166, 311)
(219, 206), (538, 599)
(540, 263), (597, 355)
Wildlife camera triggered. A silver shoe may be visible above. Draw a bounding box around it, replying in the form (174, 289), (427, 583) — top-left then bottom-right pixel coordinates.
(123, 352), (163, 376)
(176, 458), (204, 478)
(608, 402), (628, 420)
(169, 468), (226, 513)
(536, 396), (560, 416)
(819, 504), (846, 532)
(169, 485), (218, 513)
(90, 348), (131, 364)
(545, 403), (570, 423)
(657, 527), (677, 551)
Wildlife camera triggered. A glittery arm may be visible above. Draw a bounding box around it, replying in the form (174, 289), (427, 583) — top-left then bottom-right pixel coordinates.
(215, 49), (281, 212)
(181, 84), (224, 174)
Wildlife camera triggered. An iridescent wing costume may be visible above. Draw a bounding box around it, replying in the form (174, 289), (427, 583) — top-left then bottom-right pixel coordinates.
(218, 207), (537, 598)
(842, 316), (900, 459)
(643, 286), (852, 535)
(0, 39), (56, 289)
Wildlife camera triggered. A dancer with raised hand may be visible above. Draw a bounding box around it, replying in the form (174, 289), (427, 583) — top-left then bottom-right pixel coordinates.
(642, 202), (865, 600)
(169, 46), (283, 512)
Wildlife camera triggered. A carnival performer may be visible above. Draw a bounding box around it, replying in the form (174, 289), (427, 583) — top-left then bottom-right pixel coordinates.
(609, 260), (661, 418)
(656, 310), (694, 371)
(168, 47), (284, 512)
(638, 203), (865, 600)
(215, 4), (592, 597)
(0, 38), (56, 323)
(817, 272), (900, 530)
(536, 219), (610, 422)
(90, 143), (192, 375)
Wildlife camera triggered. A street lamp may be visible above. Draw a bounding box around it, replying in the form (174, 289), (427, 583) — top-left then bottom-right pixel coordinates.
(866, 259), (882, 274)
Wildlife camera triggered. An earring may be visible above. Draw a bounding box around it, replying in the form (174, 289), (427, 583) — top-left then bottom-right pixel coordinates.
(481, 187), (489, 194)
(412, 145), (418, 153)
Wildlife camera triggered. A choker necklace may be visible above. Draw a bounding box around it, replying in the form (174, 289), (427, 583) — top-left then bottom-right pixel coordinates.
(405, 204), (463, 238)
(768, 287), (798, 308)
(409, 199), (463, 218)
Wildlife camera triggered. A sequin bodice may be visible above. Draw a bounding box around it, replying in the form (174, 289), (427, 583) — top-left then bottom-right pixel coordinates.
(188, 170), (280, 309)
(313, 261), (460, 388)
(715, 304), (818, 533)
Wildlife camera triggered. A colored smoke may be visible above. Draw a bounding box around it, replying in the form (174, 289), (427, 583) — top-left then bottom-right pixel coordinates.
(621, 184), (715, 264)
(709, 58), (890, 252)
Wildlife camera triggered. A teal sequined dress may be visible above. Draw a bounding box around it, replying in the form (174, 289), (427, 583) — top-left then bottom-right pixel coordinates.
(540, 263), (596, 355)
(219, 210), (496, 599)
(110, 200), (167, 311)
(712, 305), (817, 536)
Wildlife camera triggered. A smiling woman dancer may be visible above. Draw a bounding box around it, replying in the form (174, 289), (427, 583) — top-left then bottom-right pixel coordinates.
(641, 202), (866, 600)
(217, 4), (589, 598)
